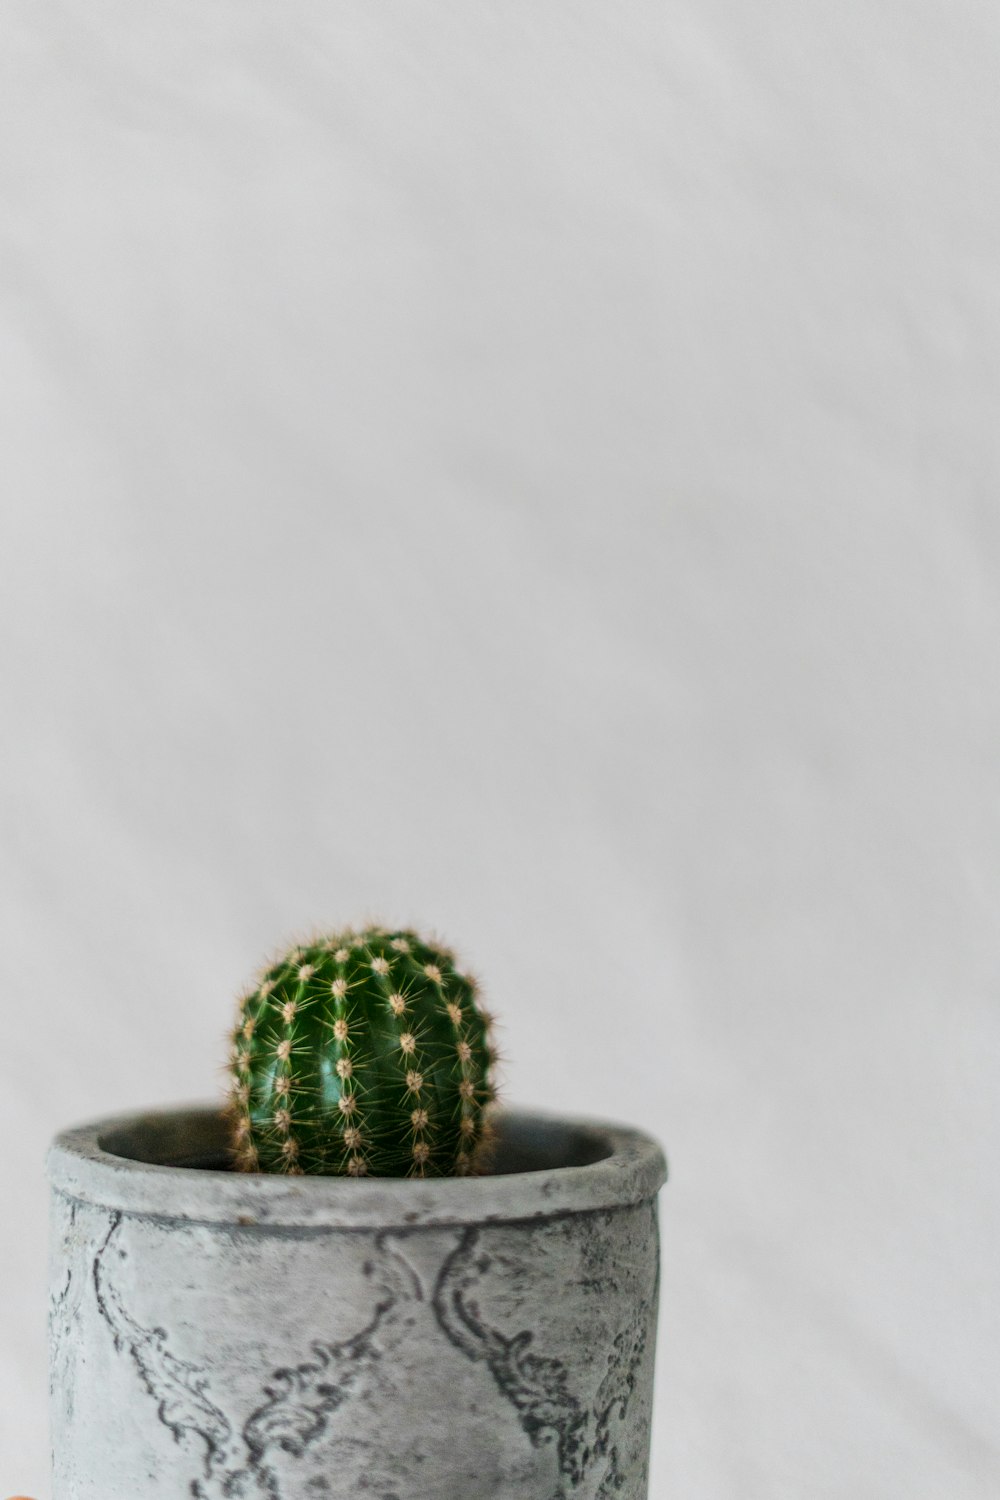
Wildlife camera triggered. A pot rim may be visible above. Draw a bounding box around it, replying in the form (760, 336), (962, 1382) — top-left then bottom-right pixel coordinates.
(48, 1102), (667, 1229)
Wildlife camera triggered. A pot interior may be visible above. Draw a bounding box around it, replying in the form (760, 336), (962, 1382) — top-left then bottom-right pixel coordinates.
(98, 1108), (613, 1176)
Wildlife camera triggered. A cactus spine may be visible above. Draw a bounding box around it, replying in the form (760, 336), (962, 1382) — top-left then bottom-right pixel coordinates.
(227, 926), (497, 1177)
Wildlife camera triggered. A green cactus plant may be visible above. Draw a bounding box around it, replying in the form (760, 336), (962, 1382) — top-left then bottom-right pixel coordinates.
(226, 925), (498, 1177)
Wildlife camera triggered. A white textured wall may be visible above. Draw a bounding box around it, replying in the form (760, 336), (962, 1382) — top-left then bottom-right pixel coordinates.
(2, 3), (999, 1495)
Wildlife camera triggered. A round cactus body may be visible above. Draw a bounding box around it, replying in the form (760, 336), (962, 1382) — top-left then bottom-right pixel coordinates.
(227, 926), (497, 1177)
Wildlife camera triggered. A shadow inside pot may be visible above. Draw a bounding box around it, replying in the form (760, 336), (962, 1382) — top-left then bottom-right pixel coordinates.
(98, 1107), (613, 1176)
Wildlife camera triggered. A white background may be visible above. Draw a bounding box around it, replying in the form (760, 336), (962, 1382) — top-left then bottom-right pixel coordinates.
(2, 2), (999, 1495)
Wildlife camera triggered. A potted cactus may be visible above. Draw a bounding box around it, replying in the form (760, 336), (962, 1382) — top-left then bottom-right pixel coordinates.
(48, 925), (666, 1500)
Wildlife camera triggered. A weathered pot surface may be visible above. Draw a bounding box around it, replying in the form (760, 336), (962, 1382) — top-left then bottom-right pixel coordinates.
(49, 1106), (666, 1500)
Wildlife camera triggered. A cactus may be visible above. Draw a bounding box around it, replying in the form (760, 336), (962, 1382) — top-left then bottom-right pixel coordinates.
(226, 926), (497, 1177)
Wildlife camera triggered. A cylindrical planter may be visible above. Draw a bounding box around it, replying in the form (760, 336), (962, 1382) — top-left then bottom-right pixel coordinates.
(48, 1106), (666, 1500)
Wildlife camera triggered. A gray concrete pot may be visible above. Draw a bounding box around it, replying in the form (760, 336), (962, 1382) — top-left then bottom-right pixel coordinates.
(48, 1106), (666, 1500)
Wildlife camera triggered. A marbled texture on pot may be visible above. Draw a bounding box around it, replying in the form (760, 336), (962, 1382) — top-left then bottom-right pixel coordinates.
(48, 1107), (666, 1500)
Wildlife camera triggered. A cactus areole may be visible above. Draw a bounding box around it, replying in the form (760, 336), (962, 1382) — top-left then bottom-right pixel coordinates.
(227, 926), (497, 1178)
